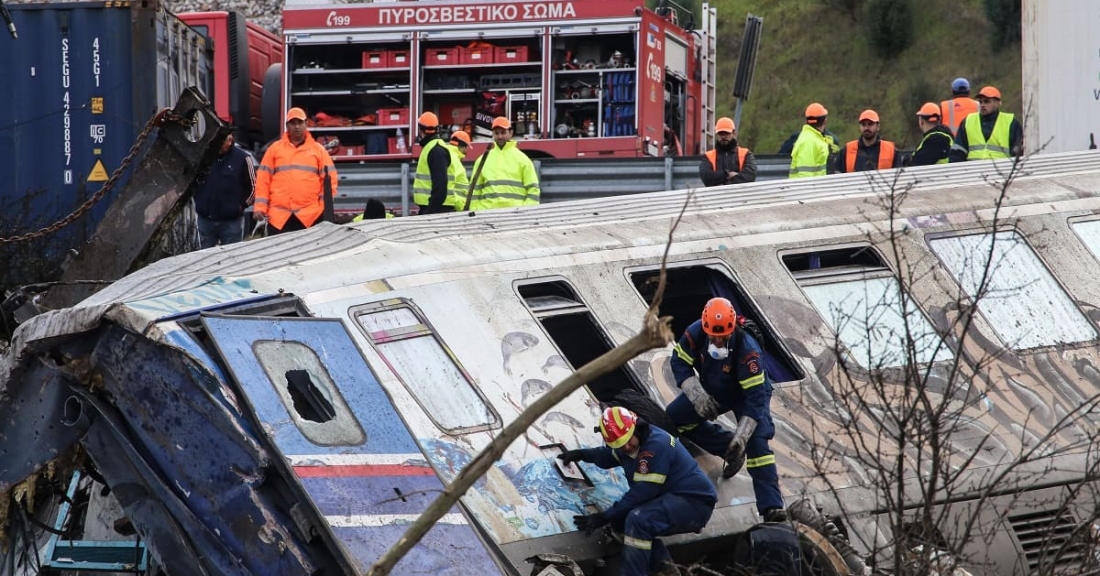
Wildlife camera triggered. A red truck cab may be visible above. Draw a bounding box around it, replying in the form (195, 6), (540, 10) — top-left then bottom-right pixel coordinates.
(178, 11), (284, 148)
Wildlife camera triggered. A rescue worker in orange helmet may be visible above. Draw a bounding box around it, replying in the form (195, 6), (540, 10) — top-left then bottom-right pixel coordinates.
(665, 297), (785, 522)
(412, 111), (455, 214)
(940, 77), (979, 136)
(700, 116), (757, 186)
(559, 407), (716, 576)
(789, 103), (832, 178)
(908, 103), (954, 166)
(834, 109), (901, 173)
(446, 130), (471, 211)
(254, 107), (338, 235)
(949, 85), (1023, 162)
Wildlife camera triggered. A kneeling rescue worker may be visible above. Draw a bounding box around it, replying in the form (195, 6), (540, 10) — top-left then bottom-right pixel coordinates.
(559, 407), (716, 576)
(665, 297), (785, 522)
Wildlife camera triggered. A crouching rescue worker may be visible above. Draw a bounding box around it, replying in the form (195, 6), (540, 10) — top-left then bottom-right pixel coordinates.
(559, 407), (716, 576)
(665, 297), (785, 522)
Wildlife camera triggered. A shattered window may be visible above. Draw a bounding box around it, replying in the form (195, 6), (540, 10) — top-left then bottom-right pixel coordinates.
(253, 340), (366, 446)
(786, 246), (952, 369)
(929, 231), (1096, 349)
(1071, 220), (1100, 263)
(357, 306), (497, 434)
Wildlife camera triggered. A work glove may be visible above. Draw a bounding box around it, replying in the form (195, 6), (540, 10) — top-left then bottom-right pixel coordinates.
(722, 416), (758, 479)
(573, 512), (609, 536)
(682, 376), (721, 420)
(558, 450), (587, 465)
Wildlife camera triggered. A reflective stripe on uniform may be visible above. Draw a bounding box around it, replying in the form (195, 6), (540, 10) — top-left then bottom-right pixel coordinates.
(677, 423), (699, 433)
(254, 198), (268, 206)
(789, 164), (826, 174)
(740, 373), (765, 389)
(257, 165), (274, 173)
(624, 536), (652, 550)
(273, 164), (323, 175)
(633, 472), (667, 484)
(746, 454), (776, 468)
(673, 343), (695, 365)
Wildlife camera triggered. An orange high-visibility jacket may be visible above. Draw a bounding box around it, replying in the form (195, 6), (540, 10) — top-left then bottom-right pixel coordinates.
(940, 97), (979, 136)
(254, 132), (338, 230)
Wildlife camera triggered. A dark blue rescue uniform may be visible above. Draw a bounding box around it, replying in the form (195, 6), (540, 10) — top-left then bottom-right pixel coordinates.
(666, 319), (783, 514)
(573, 425), (716, 576)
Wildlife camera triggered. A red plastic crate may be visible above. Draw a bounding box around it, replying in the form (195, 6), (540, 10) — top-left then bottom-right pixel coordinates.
(334, 145), (365, 157)
(387, 49), (410, 68)
(494, 46), (529, 63)
(461, 45), (494, 65)
(361, 50), (386, 69)
(377, 107), (409, 126)
(425, 47), (460, 65)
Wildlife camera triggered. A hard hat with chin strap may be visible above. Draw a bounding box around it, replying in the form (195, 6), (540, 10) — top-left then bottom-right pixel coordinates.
(599, 407), (638, 449)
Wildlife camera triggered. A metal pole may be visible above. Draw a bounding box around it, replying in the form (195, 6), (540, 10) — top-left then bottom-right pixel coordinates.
(664, 157), (674, 191)
(400, 162), (410, 216)
(733, 97), (744, 134)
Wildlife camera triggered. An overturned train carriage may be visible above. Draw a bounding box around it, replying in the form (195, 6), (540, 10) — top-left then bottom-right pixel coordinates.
(3, 151), (1100, 575)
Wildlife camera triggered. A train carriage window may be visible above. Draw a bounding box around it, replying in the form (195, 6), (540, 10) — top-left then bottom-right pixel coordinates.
(253, 340), (366, 446)
(784, 246), (952, 368)
(630, 264), (804, 383)
(357, 305), (498, 434)
(1071, 220), (1100, 263)
(928, 231), (1096, 349)
(517, 280), (647, 402)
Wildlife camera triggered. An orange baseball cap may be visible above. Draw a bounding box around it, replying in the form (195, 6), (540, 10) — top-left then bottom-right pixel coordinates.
(491, 117), (511, 130)
(978, 86), (1002, 99)
(858, 109), (880, 123)
(715, 117), (736, 133)
(417, 111), (439, 128)
(916, 102), (941, 118)
(285, 107), (307, 122)
(450, 130), (471, 145)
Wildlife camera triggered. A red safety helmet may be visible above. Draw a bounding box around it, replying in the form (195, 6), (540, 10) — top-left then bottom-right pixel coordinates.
(599, 407), (638, 449)
(701, 297), (737, 336)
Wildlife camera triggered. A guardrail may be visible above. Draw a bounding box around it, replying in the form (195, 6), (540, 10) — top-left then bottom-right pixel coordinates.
(332, 154), (794, 214)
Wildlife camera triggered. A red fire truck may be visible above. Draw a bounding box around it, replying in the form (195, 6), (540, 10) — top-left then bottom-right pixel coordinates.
(279, 0), (716, 161)
(178, 11), (285, 148)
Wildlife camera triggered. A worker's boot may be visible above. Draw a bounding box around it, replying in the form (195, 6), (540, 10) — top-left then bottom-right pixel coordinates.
(763, 507), (788, 523)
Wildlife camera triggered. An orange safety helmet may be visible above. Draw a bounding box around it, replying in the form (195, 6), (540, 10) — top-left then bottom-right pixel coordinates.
(599, 407), (638, 449)
(805, 102), (828, 125)
(701, 297), (737, 336)
(418, 112), (440, 130)
(916, 102), (941, 120)
(715, 117), (736, 133)
(449, 130), (471, 146)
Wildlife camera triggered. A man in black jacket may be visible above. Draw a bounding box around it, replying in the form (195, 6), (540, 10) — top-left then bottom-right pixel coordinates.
(908, 102), (953, 166)
(700, 117), (757, 186)
(194, 133), (256, 248)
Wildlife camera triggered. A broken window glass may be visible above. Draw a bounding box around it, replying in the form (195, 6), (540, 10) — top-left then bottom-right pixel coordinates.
(253, 340), (366, 445)
(929, 231), (1096, 349)
(518, 280), (648, 401)
(785, 246), (952, 369)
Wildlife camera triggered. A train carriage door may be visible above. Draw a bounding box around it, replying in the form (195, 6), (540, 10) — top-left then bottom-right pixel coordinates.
(201, 315), (506, 576)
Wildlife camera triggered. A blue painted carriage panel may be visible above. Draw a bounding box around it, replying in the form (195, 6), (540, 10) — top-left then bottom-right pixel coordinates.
(201, 315), (506, 575)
